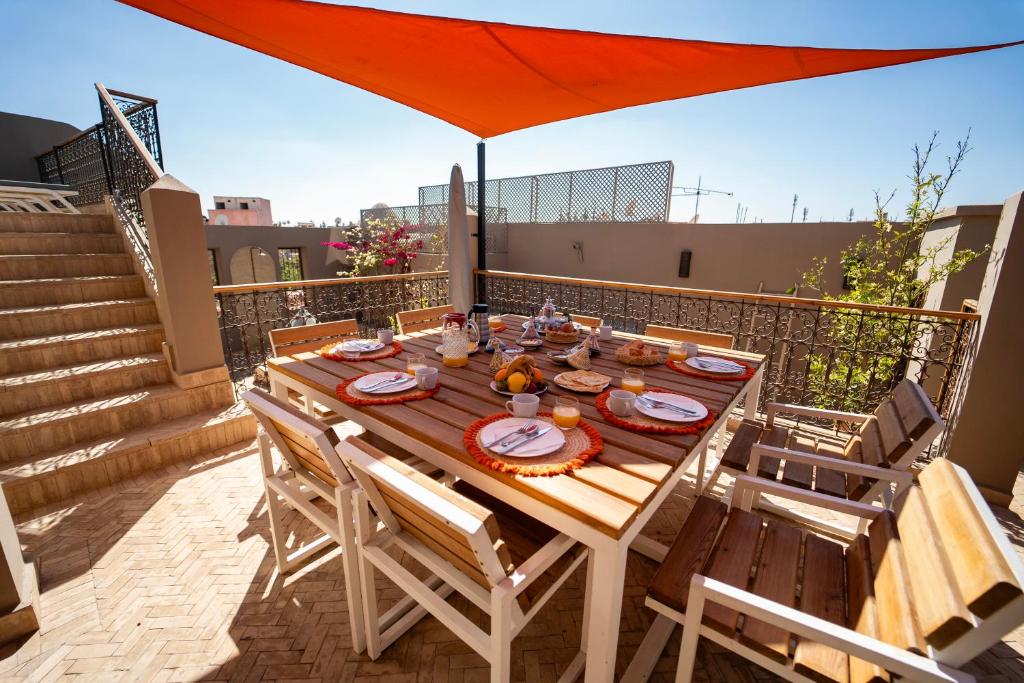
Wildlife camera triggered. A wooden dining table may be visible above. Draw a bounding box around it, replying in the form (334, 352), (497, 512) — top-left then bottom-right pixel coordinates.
(267, 314), (765, 682)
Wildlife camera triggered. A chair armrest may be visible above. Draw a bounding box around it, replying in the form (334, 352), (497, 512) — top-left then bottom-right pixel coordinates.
(731, 475), (882, 520)
(749, 444), (912, 487)
(508, 533), (580, 596)
(765, 402), (870, 428)
(690, 575), (973, 683)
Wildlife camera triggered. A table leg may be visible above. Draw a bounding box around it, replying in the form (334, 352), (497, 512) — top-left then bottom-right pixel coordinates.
(744, 365), (764, 420)
(270, 373), (289, 401)
(583, 539), (628, 683)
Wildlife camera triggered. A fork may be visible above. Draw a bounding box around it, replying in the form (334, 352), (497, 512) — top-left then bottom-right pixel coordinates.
(361, 373), (406, 391)
(638, 396), (697, 415)
(482, 420), (535, 448)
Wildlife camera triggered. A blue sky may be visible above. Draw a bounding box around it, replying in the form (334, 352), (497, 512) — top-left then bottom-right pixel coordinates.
(2, 1), (1022, 224)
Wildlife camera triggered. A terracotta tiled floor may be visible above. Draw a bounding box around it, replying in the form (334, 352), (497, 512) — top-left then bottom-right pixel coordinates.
(2, 437), (1024, 682)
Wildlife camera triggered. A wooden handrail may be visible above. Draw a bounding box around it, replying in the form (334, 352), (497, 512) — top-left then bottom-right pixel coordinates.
(212, 270), (449, 294)
(95, 83), (164, 180)
(475, 269), (982, 321)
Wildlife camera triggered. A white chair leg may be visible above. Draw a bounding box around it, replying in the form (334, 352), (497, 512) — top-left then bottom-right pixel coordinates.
(490, 587), (514, 683)
(676, 598), (704, 683)
(355, 497), (382, 659)
(337, 488), (367, 655)
(258, 432), (290, 572)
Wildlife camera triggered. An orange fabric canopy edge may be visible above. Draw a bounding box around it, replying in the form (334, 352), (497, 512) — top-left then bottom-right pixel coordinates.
(119, 0), (1021, 138)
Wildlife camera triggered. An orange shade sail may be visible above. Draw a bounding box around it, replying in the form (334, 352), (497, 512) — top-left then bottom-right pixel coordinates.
(119, 0), (1021, 138)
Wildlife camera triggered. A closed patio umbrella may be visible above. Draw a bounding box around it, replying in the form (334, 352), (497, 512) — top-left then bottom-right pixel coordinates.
(446, 164), (472, 314)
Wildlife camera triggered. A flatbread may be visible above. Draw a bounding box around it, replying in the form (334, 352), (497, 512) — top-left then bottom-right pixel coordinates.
(555, 370), (611, 393)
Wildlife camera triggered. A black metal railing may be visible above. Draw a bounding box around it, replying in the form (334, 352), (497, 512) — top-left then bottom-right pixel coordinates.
(477, 270), (979, 429)
(36, 84), (164, 288)
(418, 160), (674, 224)
(214, 271), (449, 395)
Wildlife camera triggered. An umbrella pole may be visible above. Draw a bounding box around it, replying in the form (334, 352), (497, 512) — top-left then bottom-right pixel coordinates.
(476, 140), (487, 272)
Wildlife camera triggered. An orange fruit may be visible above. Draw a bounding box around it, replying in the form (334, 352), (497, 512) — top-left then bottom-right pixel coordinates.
(494, 368), (509, 382)
(532, 368), (543, 382)
(507, 372), (528, 394)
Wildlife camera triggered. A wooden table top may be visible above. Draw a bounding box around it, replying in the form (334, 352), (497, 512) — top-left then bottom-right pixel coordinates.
(268, 314), (764, 539)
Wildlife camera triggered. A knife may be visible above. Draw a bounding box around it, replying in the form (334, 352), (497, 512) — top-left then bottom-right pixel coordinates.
(495, 426), (553, 455)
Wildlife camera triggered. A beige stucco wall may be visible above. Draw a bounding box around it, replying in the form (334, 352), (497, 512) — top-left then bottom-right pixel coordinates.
(502, 220), (880, 296)
(919, 205), (1001, 311)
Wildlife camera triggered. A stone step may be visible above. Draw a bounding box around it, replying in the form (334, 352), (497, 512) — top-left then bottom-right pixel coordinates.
(0, 324), (164, 375)
(0, 212), (115, 234)
(0, 298), (158, 341)
(0, 275), (144, 308)
(0, 253), (135, 280)
(0, 353), (170, 417)
(0, 402), (257, 516)
(0, 232), (124, 256)
(0, 381), (236, 463)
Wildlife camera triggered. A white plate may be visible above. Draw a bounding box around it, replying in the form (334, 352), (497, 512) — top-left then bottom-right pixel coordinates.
(479, 417), (566, 458)
(635, 392), (708, 423)
(489, 381), (547, 396)
(684, 356), (744, 374)
(341, 339), (385, 353)
(354, 372), (417, 394)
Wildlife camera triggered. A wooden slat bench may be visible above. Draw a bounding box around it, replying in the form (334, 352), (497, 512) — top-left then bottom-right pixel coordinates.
(396, 304), (454, 334)
(626, 458), (1024, 683)
(706, 380), (944, 536)
(644, 324), (735, 349)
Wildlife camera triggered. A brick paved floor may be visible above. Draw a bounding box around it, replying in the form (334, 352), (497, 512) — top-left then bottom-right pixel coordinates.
(1, 437), (1023, 682)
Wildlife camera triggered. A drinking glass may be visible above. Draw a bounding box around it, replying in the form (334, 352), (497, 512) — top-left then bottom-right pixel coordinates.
(406, 353), (427, 376)
(621, 368), (645, 395)
(552, 396), (581, 430)
(668, 342), (686, 362)
(342, 348), (361, 362)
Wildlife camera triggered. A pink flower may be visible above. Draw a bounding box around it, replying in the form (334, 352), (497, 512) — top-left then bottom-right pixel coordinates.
(321, 241), (352, 250)
(383, 257), (398, 267)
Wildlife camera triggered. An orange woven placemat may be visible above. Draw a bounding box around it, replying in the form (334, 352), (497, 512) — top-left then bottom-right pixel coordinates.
(595, 388), (716, 435)
(666, 356), (755, 381)
(463, 412), (603, 477)
(335, 373), (439, 406)
(318, 340), (403, 362)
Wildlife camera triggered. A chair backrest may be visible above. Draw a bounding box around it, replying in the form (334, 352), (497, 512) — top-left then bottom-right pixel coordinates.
(644, 324), (735, 349)
(570, 314), (602, 328)
(851, 458), (1024, 666)
(243, 387), (350, 488)
(269, 319), (359, 357)
(396, 304), (454, 334)
(844, 380), (944, 472)
(338, 435), (514, 590)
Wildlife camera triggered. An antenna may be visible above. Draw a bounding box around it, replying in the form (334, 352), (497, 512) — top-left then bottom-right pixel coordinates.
(790, 194), (798, 222)
(848, 208), (854, 222)
(673, 176), (733, 222)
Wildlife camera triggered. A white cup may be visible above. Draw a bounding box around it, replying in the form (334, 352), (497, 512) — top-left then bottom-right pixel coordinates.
(415, 366), (438, 390)
(684, 342), (699, 358)
(505, 393), (540, 418)
(377, 328), (394, 344)
(599, 324), (613, 341)
(607, 389), (637, 417)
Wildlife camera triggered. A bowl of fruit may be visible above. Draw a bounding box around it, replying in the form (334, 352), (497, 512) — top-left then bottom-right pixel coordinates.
(491, 356), (548, 395)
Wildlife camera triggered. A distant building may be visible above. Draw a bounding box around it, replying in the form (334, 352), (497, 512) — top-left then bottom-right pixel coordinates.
(207, 196), (273, 226)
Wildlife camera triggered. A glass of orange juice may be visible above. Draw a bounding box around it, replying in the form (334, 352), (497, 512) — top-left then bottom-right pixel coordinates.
(406, 353), (427, 376)
(552, 396), (581, 430)
(488, 317), (504, 330)
(622, 368), (645, 395)
(668, 342), (686, 362)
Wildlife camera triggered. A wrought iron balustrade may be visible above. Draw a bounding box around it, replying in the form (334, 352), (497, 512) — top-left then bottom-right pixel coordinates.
(214, 271), (449, 395)
(477, 270), (978, 441)
(36, 84), (164, 289)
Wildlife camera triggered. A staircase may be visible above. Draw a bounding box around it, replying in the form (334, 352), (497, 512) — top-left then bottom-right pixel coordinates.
(0, 211), (255, 516)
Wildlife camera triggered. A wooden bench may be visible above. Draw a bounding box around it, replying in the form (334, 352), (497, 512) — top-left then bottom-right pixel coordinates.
(396, 304), (454, 334)
(644, 324), (735, 349)
(626, 458), (1024, 683)
(337, 435), (589, 681)
(568, 313), (602, 328)
(706, 379), (943, 537)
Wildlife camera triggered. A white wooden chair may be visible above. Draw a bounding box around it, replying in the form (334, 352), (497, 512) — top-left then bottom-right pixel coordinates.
(396, 304), (454, 334)
(0, 181), (80, 214)
(268, 319), (359, 419)
(336, 435), (590, 682)
(243, 389), (448, 653)
(644, 324), (735, 349)
(626, 458), (1024, 683)
(705, 379), (944, 537)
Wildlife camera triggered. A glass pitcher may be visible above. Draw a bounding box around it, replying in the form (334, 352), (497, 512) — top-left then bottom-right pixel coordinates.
(441, 312), (478, 368)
